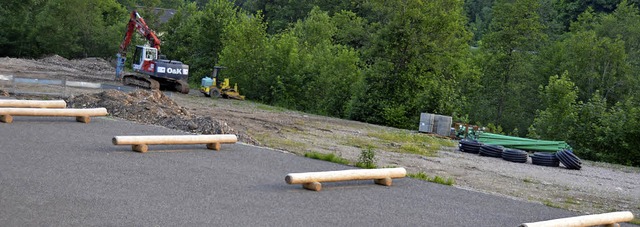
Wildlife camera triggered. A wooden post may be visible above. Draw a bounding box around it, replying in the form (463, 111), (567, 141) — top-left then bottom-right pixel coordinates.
(285, 168), (406, 191)
(520, 211), (634, 227)
(0, 100), (67, 108)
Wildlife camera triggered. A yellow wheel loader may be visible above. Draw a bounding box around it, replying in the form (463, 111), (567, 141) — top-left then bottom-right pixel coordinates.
(200, 66), (245, 100)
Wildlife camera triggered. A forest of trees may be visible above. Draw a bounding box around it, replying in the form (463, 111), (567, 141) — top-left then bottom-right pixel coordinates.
(1, 0), (639, 166)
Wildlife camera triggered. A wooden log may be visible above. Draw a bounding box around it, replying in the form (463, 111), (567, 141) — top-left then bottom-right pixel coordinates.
(0, 108), (107, 117)
(285, 167), (406, 186)
(0, 100), (67, 108)
(0, 108), (107, 123)
(520, 211), (634, 227)
(112, 135), (238, 145)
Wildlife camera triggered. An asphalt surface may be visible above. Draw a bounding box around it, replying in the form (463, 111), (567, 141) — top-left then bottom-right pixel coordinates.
(0, 116), (599, 226)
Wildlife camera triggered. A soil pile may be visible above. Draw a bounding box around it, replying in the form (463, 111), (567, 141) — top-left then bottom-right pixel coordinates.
(66, 89), (257, 144)
(39, 55), (114, 80)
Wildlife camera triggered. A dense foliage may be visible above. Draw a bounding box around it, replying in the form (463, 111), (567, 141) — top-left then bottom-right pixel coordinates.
(1, 0), (639, 166)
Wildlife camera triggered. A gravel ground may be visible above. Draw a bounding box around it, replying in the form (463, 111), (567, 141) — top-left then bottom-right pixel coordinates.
(171, 94), (640, 218)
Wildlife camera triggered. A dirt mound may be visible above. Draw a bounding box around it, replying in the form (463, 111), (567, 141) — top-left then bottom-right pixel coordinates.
(0, 89), (8, 97)
(66, 89), (257, 144)
(73, 57), (115, 72)
(37, 55), (115, 81)
(39, 55), (73, 66)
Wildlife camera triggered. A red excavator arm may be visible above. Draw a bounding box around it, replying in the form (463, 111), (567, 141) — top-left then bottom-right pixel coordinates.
(118, 11), (161, 56)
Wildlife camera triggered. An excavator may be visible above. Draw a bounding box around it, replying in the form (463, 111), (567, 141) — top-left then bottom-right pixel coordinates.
(115, 11), (190, 94)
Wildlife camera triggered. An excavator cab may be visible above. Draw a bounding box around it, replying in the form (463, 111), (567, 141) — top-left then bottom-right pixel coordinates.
(132, 45), (157, 75)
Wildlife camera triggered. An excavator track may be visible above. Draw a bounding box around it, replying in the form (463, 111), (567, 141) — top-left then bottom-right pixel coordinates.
(123, 74), (160, 90)
(175, 80), (190, 94)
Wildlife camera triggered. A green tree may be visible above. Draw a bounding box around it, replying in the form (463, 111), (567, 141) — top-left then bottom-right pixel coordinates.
(331, 10), (368, 49)
(0, 0), (45, 57)
(538, 28), (630, 106)
(161, 2), (199, 63)
(219, 11), (270, 101)
(572, 94), (640, 166)
(350, 0), (473, 129)
(593, 0), (640, 101)
(163, 0), (238, 84)
(528, 72), (578, 141)
(474, 0), (547, 134)
(554, 0), (622, 30)
(33, 0), (127, 58)
(464, 0), (494, 43)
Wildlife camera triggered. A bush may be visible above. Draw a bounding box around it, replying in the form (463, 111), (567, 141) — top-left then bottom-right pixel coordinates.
(355, 147), (377, 168)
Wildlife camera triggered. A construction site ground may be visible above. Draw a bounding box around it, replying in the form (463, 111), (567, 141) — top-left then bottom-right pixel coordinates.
(1, 55), (639, 221)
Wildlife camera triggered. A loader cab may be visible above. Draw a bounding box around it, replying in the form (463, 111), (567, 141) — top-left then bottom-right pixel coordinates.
(211, 66), (226, 86)
(132, 45), (158, 74)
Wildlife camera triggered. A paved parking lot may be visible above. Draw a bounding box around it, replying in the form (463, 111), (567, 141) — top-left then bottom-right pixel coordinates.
(0, 116), (583, 226)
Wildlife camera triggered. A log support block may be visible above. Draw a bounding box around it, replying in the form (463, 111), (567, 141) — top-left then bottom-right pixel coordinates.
(302, 182), (322, 191)
(0, 115), (12, 123)
(75, 116), (90, 123)
(286, 168), (406, 191)
(132, 144), (149, 153)
(374, 177), (393, 186)
(206, 143), (221, 151)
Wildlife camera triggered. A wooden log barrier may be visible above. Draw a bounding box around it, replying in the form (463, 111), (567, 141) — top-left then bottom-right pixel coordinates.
(0, 100), (67, 108)
(285, 167), (407, 191)
(0, 107), (108, 123)
(112, 134), (238, 153)
(520, 211), (634, 227)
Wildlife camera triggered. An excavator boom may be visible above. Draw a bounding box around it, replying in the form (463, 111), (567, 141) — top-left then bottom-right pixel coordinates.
(119, 11), (161, 55)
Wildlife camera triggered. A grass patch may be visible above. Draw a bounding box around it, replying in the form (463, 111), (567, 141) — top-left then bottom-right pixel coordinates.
(355, 162), (377, 168)
(630, 218), (640, 225)
(304, 152), (350, 165)
(408, 172), (455, 186)
(542, 199), (565, 209)
(252, 133), (308, 152)
(564, 197), (579, 205)
(368, 131), (454, 157)
(341, 135), (377, 149)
